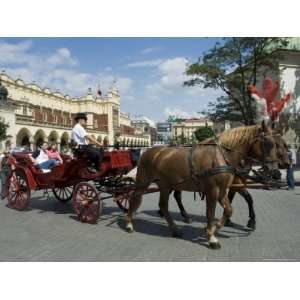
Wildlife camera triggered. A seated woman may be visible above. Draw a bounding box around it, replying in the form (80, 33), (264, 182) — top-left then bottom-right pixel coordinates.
(46, 142), (63, 164)
(30, 141), (59, 170)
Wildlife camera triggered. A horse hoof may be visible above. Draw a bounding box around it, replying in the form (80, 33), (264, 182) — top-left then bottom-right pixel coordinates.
(172, 229), (183, 238)
(183, 217), (192, 224)
(158, 210), (164, 217)
(209, 242), (221, 250)
(247, 219), (256, 230)
(224, 219), (233, 227)
(125, 224), (134, 233)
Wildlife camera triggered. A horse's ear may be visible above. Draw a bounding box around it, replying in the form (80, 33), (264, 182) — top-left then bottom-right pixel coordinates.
(272, 125), (284, 136)
(261, 120), (268, 133)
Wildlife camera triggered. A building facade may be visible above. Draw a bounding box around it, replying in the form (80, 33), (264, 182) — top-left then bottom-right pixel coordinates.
(0, 72), (150, 151)
(131, 119), (158, 145)
(172, 118), (213, 143)
(156, 122), (172, 143)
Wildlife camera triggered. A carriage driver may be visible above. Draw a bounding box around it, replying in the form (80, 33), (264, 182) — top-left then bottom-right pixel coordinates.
(71, 113), (104, 172)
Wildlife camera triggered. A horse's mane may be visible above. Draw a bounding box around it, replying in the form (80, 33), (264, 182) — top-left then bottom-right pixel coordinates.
(218, 125), (261, 149)
(200, 125), (262, 148)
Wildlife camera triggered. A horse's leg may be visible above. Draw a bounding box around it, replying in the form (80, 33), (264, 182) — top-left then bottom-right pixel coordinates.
(217, 195), (233, 230)
(158, 190), (192, 223)
(238, 189), (256, 230)
(125, 173), (152, 233)
(157, 189), (172, 217)
(158, 188), (182, 237)
(173, 190), (192, 224)
(206, 190), (221, 249)
(224, 188), (236, 227)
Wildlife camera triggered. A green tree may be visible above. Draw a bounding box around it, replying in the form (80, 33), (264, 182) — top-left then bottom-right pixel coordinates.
(194, 126), (214, 142)
(0, 120), (9, 143)
(167, 115), (184, 123)
(185, 38), (290, 125)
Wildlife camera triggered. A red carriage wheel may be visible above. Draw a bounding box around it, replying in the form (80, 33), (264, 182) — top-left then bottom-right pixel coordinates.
(115, 177), (135, 213)
(72, 182), (101, 224)
(7, 170), (30, 211)
(115, 190), (134, 213)
(52, 186), (74, 202)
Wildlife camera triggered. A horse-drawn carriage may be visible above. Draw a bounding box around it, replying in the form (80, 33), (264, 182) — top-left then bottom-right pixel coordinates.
(6, 148), (142, 224)
(4, 121), (290, 249)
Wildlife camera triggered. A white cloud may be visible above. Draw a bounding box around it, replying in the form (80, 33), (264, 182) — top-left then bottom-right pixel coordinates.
(1, 40), (133, 98)
(141, 46), (163, 55)
(164, 107), (203, 119)
(144, 57), (192, 99)
(0, 39), (33, 65)
(126, 59), (163, 68)
(159, 57), (188, 74)
(47, 48), (78, 66)
(104, 66), (112, 72)
(96, 73), (133, 94)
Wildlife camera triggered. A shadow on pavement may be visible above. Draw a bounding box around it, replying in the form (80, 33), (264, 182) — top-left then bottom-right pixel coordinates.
(116, 213), (251, 249)
(143, 209), (207, 224)
(23, 194), (125, 223)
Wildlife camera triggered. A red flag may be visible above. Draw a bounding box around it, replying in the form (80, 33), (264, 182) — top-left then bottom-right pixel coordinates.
(97, 85), (102, 96)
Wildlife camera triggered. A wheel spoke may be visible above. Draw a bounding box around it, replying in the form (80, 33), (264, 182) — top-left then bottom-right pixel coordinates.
(72, 183), (100, 223)
(7, 172), (30, 211)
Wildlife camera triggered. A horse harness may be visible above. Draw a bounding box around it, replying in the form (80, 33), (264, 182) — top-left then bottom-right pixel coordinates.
(187, 131), (278, 184)
(188, 143), (235, 183)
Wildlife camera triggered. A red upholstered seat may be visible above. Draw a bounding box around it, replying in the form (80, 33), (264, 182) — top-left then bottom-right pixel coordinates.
(109, 151), (133, 169)
(13, 153), (44, 174)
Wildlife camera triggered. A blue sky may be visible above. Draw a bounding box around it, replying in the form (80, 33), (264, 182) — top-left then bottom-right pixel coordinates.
(0, 37), (222, 121)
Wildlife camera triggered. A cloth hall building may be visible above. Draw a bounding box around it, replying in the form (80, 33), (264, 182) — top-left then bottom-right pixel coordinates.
(0, 72), (151, 151)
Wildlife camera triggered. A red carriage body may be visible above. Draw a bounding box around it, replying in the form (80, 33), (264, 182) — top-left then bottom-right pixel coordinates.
(6, 149), (137, 223)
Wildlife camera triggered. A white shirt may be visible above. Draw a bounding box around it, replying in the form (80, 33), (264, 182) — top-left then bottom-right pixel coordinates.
(35, 150), (49, 165)
(291, 148), (297, 165)
(72, 123), (88, 145)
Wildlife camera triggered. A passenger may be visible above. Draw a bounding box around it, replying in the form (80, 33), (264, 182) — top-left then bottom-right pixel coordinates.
(30, 141), (59, 170)
(47, 142), (63, 164)
(0, 149), (16, 200)
(71, 113), (104, 172)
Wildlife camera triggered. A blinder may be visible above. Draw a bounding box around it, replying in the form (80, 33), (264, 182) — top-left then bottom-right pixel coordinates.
(247, 132), (278, 165)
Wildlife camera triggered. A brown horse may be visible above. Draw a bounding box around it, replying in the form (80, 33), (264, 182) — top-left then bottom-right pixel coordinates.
(125, 122), (278, 249)
(164, 131), (289, 230)
(226, 131), (289, 228)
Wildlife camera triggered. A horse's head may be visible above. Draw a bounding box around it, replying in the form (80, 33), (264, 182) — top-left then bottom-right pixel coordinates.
(248, 120), (278, 166)
(273, 129), (290, 169)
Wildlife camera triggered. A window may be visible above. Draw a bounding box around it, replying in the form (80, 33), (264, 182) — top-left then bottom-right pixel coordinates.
(113, 108), (119, 129)
(23, 106), (28, 115)
(94, 120), (98, 128)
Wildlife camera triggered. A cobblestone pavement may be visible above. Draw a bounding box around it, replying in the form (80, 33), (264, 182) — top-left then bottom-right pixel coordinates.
(0, 186), (300, 261)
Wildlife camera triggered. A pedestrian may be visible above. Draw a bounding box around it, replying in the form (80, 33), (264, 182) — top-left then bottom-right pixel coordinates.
(286, 145), (296, 190)
(0, 149), (16, 199)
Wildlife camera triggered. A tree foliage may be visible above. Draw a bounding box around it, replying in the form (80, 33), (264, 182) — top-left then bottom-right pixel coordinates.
(185, 38), (290, 125)
(194, 126), (214, 142)
(167, 115), (185, 123)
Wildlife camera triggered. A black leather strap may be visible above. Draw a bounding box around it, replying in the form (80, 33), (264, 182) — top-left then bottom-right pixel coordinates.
(188, 145), (235, 180)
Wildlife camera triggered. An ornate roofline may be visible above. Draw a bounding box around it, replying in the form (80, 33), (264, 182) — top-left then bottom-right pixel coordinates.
(0, 72), (116, 103)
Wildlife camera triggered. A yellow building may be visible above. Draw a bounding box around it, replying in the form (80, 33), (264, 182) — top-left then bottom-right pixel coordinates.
(0, 72), (150, 151)
(172, 118), (213, 142)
